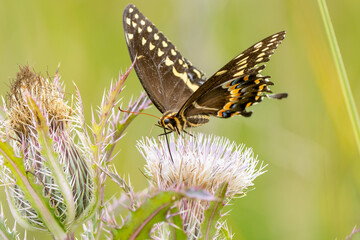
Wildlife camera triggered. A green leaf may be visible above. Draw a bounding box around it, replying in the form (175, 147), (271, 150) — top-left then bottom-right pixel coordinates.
(112, 191), (181, 240)
(218, 223), (232, 240)
(201, 183), (228, 240)
(168, 207), (187, 240)
(0, 213), (17, 240)
(0, 140), (66, 237)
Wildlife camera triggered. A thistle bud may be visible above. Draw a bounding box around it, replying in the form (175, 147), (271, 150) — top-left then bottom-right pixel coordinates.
(0, 66), (96, 237)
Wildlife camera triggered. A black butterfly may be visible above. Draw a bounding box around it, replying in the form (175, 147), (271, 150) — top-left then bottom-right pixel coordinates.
(123, 4), (287, 134)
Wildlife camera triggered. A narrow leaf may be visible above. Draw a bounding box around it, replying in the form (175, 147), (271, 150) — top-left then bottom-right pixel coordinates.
(0, 214), (17, 240)
(112, 191), (181, 240)
(218, 224), (232, 240)
(169, 207), (187, 240)
(201, 183), (228, 240)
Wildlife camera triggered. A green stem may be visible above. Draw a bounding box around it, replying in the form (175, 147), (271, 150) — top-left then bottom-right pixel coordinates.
(317, 0), (360, 154)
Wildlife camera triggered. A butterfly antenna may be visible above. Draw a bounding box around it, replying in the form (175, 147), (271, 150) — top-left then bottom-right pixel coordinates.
(163, 127), (174, 164)
(119, 107), (160, 119)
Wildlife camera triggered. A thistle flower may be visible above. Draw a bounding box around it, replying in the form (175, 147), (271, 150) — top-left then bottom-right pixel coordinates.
(0, 66), (96, 238)
(137, 133), (266, 239)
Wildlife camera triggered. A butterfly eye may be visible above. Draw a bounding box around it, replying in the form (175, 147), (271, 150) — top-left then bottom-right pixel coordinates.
(163, 118), (170, 125)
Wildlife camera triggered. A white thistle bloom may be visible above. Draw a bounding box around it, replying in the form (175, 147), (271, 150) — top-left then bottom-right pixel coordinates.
(137, 133), (266, 239)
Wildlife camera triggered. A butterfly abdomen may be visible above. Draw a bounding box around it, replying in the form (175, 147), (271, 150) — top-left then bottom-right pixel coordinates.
(185, 115), (210, 127)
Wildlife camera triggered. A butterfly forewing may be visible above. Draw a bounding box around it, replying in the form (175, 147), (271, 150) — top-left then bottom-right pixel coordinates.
(123, 4), (206, 113)
(178, 31), (286, 120)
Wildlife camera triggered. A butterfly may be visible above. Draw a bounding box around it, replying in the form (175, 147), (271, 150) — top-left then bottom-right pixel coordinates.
(123, 4), (287, 134)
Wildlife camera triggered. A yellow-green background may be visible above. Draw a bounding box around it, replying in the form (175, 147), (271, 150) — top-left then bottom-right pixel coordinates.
(1, 0), (359, 239)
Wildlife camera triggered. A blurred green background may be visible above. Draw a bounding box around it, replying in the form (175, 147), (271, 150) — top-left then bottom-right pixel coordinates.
(1, 0), (359, 239)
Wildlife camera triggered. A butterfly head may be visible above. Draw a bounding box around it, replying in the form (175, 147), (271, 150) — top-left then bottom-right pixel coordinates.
(159, 112), (182, 133)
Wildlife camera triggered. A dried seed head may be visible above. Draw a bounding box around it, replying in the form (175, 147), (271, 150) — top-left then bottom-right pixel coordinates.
(7, 66), (70, 139)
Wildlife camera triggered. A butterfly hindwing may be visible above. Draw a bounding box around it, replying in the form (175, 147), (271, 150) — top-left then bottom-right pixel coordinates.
(178, 31), (286, 120)
(123, 4), (206, 113)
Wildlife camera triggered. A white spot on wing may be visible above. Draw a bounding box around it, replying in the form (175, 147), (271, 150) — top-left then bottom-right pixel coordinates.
(126, 18), (131, 25)
(165, 56), (174, 66)
(254, 42), (262, 49)
(193, 69), (202, 78)
(235, 53), (243, 59)
(149, 42), (155, 50)
(233, 70), (245, 77)
(215, 70), (227, 76)
(158, 48), (164, 57)
(127, 33), (134, 40)
(142, 37), (146, 45)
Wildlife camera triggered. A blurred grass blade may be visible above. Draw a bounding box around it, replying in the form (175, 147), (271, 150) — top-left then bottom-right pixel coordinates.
(317, 0), (360, 154)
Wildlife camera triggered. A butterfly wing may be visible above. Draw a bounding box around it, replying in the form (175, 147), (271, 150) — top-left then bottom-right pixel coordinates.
(123, 4), (206, 113)
(178, 31), (287, 121)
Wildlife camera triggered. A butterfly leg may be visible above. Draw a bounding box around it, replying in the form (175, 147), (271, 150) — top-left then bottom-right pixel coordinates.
(182, 130), (194, 138)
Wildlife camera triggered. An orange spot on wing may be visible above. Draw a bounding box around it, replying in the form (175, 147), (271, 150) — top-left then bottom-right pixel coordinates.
(231, 89), (240, 95)
(217, 109), (224, 117)
(223, 102), (233, 110)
